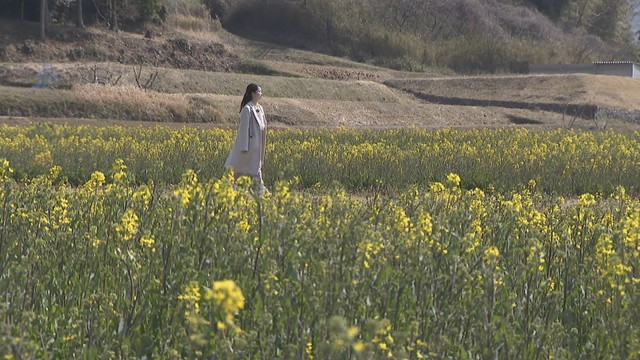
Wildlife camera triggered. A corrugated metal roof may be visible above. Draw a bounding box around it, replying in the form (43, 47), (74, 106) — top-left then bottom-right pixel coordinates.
(593, 61), (638, 65)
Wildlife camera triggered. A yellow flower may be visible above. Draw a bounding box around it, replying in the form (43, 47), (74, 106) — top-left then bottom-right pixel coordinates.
(485, 246), (500, 264)
(391, 206), (411, 233)
(306, 342), (314, 359)
(49, 165), (62, 180)
(353, 341), (365, 353)
(205, 280), (245, 315)
(578, 193), (596, 207)
(417, 212), (433, 237)
(0, 159), (13, 180)
(179, 281), (202, 316)
(139, 231), (155, 250)
(115, 209), (139, 241)
(446, 173), (461, 186)
(347, 326), (359, 339)
(133, 186), (152, 208)
(85, 171), (106, 188)
(622, 207), (640, 255)
(111, 159), (128, 183)
(385, 334), (394, 345)
(614, 263), (632, 277)
(429, 182), (445, 192)
(178, 281), (202, 302)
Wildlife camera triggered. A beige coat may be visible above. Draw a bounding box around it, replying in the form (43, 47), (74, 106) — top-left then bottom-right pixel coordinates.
(224, 101), (267, 178)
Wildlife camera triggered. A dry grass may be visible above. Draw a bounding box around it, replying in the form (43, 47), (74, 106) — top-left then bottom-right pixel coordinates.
(580, 76), (640, 109)
(6, 83), (633, 130)
(73, 84), (191, 120)
(167, 14), (222, 33)
(386, 74), (640, 109)
(0, 62), (403, 102)
(164, 0), (211, 19)
(0, 84), (223, 122)
(3, 65), (640, 129)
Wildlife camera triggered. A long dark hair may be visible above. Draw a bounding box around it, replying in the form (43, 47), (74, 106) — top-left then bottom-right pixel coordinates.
(240, 83), (260, 113)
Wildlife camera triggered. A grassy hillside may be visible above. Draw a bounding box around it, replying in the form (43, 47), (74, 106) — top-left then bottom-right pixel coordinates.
(221, 0), (637, 73)
(3, 0), (637, 74)
(0, 62), (401, 101)
(1, 10), (639, 131)
(2, 81), (588, 129)
(386, 74), (640, 110)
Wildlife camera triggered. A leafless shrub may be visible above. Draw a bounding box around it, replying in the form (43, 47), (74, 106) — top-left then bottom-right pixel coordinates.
(562, 109), (579, 129)
(593, 111), (608, 131)
(78, 63), (122, 86)
(561, 102), (590, 129)
(133, 63), (160, 91)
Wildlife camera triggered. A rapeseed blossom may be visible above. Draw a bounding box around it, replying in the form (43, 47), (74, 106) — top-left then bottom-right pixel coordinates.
(115, 209), (139, 241)
(579, 193), (596, 207)
(178, 281), (202, 316)
(622, 206), (640, 257)
(204, 280), (245, 330)
(111, 159), (128, 183)
(446, 173), (461, 187)
(85, 171), (106, 188)
(485, 246), (500, 265)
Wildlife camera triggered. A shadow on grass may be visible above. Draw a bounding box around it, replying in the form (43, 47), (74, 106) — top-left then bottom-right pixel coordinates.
(508, 115), (544, 125)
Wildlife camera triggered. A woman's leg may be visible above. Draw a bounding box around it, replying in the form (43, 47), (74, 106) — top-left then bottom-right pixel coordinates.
(254, 169), (267, 195)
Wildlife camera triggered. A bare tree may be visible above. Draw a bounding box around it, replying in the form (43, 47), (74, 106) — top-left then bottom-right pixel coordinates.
(79, 64), (123, 85)
(378, 0), (429, 33)
(90, 0), (110, 25)
(133, 63), (160, 91)
(573, 0), (595, 27)
(77, 0), (85, 28)
(40, 0), (46, 40)
(562, 103), (581, 129)
(109, 0), (119, 31)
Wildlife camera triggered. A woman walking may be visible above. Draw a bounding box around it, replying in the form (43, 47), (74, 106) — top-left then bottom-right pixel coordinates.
(224, 83), (267, 194)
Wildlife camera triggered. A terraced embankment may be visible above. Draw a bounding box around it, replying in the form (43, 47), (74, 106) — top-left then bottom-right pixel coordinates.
(1, 22), (639, 129)
(386, 75), (640, 123)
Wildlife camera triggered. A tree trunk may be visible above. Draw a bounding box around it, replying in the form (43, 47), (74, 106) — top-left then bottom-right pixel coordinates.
(44, 0), (50, 32)
(109, 0), (119, 32)
(576, 0), (592, 27)
(113, 0), (118, 31)
(20, 0), (24, 21)
(40, 0), (46, 40)
(77, 0), (84, 28)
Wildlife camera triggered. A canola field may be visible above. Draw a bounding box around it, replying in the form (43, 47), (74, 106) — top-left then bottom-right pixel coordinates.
(1, 125), (639, 359)
(0, 125), (639, 194)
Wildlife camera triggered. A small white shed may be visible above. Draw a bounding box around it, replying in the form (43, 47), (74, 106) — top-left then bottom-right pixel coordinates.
(593, 61), (640, 78)
(529, 61), (640, 78)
